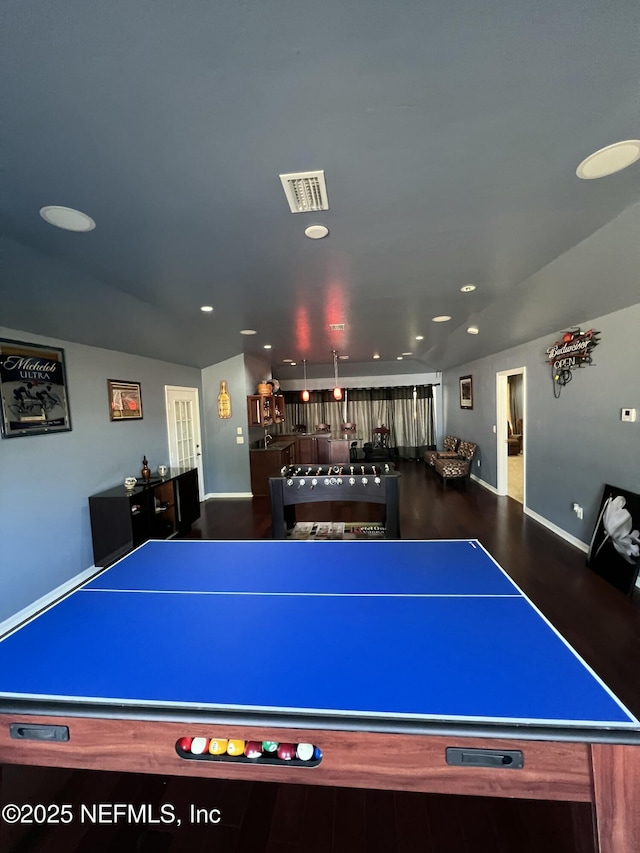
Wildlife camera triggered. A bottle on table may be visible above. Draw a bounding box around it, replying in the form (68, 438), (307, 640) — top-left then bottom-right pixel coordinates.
(141, 456), (151, 481)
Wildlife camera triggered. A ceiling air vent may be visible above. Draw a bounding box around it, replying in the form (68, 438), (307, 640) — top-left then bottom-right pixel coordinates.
(329, 324), (345, 331)
(279, 171), (329, 213)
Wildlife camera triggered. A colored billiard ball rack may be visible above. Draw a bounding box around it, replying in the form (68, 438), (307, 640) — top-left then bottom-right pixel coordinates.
(175, 736), (322, 767)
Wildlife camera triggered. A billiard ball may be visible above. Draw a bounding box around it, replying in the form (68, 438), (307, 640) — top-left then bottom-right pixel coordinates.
(277, 743), (296, 761)
(244, 741), (263, 759)
(296, 743), (314, 761)
(226, 739), (245, 756)
(190, 737), (209, 755)
(176, 737), (192, 753)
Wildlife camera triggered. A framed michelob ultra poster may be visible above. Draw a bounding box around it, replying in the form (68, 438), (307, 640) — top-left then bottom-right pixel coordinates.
(0, 338), (72, 438)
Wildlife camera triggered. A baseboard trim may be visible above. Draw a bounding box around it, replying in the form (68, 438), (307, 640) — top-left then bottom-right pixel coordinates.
(470, 475), (589, 553)
(204, 492), (253, 500)
(524, 507), (589, 553)
(0, 565), (99, 638)
(470, 473), (499, 495)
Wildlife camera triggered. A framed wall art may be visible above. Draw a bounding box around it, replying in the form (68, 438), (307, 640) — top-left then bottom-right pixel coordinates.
(108, 379), (143, 420)
(587, 483), (640, 596)
(0, 338), (72, 438)
(459, 375), (473, 409)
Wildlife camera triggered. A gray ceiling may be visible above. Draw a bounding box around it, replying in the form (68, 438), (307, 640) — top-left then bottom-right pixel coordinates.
(2, 0), (640, 377)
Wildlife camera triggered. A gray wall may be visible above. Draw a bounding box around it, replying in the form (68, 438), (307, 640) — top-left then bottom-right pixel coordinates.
(0, 326), (201, 623)
(199, 351), (282, 496)
(443, 303), (640, 544)
(201, 353), (253, 495)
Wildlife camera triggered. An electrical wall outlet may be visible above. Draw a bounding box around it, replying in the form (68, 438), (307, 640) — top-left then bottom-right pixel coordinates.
(621, 408), (637, 422)
(236, 436), (244, 444)
(572, 503), (583, 520)
(477, 459), (481, 467)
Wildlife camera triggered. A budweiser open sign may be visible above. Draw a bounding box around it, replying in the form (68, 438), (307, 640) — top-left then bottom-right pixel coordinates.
(546, 328), (600, 397)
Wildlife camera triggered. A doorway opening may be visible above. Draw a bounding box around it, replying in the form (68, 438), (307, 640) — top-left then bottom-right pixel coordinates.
(495, 368), (526, 506)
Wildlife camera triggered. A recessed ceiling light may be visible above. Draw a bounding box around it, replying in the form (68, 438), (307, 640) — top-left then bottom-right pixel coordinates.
(397, 356), (403, 360)
(460, 284), (476, 293)
(432, 315), (451, 323)
(263, 344), (272, 349)
(373, 354), (380, 359)
(282, 358), (294, 363)
(200, 305), (214, 313)
(338, 355), (349, 360)
(290, 362), (297, 366)
(415, 335), (424, 341)
(40, 205), (96, 232)
(467, 326), (479, 335)
(240, 329), (257, 335)
(402, 352), (412, 356)
(304, 224), (329, 239)
(576, 140), (640, 179)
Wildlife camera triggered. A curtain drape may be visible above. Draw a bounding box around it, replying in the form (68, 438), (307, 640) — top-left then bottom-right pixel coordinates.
(387, 385), (435, 459)
(508, 375), (523, 429)
(280, 385), (435, 458)
(280, 391), (347, 433)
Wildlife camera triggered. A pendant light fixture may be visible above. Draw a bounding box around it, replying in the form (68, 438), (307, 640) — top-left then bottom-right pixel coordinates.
(301, 359), (310, 402)
(332, 350), (343, 401)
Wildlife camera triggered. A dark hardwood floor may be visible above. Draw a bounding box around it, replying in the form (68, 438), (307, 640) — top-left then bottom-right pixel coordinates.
(2, 461), (639, 853)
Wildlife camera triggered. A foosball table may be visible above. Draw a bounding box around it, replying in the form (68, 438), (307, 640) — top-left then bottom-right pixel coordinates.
(268, 463), (401, 539)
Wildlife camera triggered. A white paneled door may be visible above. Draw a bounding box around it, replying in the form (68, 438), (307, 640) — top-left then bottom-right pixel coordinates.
(165, 386), (204, 501)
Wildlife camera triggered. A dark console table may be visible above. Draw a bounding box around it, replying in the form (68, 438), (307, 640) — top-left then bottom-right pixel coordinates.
(269, 464), (400, 539)
(89, 468), (200, 567)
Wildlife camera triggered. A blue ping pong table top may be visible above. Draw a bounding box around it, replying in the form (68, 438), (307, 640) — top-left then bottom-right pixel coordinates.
(0, 539), (638, 734)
